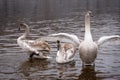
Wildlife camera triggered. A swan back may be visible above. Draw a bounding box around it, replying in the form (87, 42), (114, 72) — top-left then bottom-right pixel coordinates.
(29, 40), (51, 52)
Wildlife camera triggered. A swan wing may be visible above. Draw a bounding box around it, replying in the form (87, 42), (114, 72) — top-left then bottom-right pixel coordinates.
(26, 40), (50, 52)
(97, 35), (120, 46)
(67, 50), (75, 60)
(18, 40), (38, 53)
(48, 33), (81, 46)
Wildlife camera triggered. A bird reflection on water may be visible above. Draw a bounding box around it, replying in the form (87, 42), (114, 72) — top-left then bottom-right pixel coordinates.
(19, 58), (50, 77)
(78, 65), (96, 80)
(57, 61), (75, 79)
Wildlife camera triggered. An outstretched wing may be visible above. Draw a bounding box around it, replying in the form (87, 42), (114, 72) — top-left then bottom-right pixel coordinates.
(48, 33), (81, 46)
(97, 35), (120, 46)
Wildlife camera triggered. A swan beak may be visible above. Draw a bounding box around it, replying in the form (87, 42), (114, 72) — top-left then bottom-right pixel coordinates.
(36, 53), (39, 56)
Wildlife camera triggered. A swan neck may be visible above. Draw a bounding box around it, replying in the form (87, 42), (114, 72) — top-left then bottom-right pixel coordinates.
(84, 12), (93, 41)
(57, 41), (61, 51)
(20, 25), (29, 39)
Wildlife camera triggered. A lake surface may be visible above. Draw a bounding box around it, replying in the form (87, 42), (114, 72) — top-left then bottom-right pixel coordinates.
(0, 0), (120, 80)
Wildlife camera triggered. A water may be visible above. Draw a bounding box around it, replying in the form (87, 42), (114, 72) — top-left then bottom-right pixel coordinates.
(0, 0), (120, 80)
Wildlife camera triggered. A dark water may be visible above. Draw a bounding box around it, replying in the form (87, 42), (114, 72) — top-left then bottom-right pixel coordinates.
(0, 0), (120, 80)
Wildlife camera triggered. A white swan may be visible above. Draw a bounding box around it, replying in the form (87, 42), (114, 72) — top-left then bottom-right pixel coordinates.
(48, 11), (120, 65)
(17, 23), (51, 59)
(78, 11), (98, 65)
(56, 40), (76, 63)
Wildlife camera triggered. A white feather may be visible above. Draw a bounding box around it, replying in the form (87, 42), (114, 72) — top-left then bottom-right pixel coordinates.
(97, 35), (120, 46)
(49, 33), (81, 46)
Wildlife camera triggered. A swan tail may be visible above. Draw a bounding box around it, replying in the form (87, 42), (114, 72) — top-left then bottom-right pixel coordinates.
(97, 35), (120, 46)
(48, 33), (81, 46)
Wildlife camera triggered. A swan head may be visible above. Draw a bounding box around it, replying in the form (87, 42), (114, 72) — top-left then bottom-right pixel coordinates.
(85, 11), (92, 19)
(57, 40), (60, 44)
(19, 23), (29, 31)
(86, 11), (91, 15)
(18, 23), (30, 38)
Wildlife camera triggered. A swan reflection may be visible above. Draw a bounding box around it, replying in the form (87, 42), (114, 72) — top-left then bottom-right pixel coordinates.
(78, 65), (96, 80)
(57, 61), (75, 79)
(19, 58), (50, 77)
